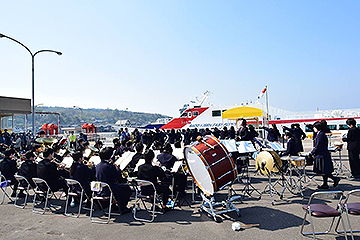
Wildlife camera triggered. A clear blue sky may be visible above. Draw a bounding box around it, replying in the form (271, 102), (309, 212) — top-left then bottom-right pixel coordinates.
(1, 1), (359, 117)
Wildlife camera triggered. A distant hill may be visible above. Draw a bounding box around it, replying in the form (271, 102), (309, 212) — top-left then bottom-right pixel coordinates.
(13, 106), (170, 129)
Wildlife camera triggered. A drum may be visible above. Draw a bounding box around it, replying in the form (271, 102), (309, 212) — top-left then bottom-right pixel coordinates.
(255, 150), (283, 175)
(334, 142), (343, 150)
(289, 156), (306, 168)
(184, 135), (237, 196)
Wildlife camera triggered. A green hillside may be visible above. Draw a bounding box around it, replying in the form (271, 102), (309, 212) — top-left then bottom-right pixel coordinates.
(12, 106), (170, 129)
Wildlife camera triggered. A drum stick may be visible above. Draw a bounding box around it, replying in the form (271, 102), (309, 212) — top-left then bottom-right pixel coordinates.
(241, 223), (260, 228)
(203, 142), (215, 149)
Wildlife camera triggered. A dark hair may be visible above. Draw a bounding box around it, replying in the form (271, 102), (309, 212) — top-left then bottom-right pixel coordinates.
(313, 121), (324, 131)
(144, 149), (154, 163)
(346, 118), (356, 127)
(43, 148), (54, 158)
(271, 123), (278, 130)
(25, 151), (35, 159)
(83, 141), (89, 147)
(4, 149), (15, 157)
(162, 143), (173, 154)
(52, 144), (61, 152)
(99, 147), (113, 160)
(135, 143), (144, 152)
(72, 151), (83, 162)
(38, 130), (46, 135)
(241, 119), (247, 126)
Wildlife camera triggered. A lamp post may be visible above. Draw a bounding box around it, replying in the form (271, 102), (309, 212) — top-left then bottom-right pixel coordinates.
(0, 33), (62, 138)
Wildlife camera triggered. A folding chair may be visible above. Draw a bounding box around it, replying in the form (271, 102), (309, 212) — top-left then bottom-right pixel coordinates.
(13, 175), (31, 209)
(64, 179), (89, 218)
(0, 173), (13, 204)
(336, 189), (360, 240)
(132, 179), (163, 223)
(300, 190), (348, 239)
(89, 181), (120, 224)
(32, 178), (62, 214)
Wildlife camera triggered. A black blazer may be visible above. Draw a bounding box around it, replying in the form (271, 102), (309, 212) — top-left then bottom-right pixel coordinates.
(0, 157), (18, 181)
(37, 159), (60, 182)
(345, 127), (360, 151)
(95, 160), (126, 186)
(18, 160), (37, 180)
(284, 138), (298, 156)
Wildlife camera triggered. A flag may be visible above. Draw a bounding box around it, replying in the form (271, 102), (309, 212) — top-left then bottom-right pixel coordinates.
(258, 86), (267, 99)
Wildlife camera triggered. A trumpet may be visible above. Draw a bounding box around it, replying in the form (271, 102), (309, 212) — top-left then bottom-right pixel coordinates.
(82, 159), (94, 169)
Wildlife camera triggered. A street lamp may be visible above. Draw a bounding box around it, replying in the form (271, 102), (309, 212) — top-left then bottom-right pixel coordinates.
(0, 33), (62, 138)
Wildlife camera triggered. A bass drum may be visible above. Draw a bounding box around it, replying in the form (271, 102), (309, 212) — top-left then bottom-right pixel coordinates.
(184, 135), (237, 196)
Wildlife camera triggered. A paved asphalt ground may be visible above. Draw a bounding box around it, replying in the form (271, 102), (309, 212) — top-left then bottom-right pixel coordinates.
(1, 139), (360, 240)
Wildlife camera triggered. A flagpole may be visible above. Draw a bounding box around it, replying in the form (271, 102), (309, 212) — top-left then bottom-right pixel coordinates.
(265, 85), (269, 123)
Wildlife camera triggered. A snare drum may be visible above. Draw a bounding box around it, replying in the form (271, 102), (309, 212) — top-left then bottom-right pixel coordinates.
(184, 135), (237, 196)
(289, 156), (306, 168)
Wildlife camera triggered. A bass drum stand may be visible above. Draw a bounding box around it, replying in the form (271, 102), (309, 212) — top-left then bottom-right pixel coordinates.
(199, 184), (241, 222)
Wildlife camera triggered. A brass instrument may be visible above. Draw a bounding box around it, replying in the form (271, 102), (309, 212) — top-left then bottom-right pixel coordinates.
(35, 137), (58, 148)
(61, 147), (74, 158)
(51, 158), (71, 173)
(82, 158), (94, 169)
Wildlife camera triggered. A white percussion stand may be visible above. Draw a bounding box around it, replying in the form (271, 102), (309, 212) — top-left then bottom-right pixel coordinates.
(331, 148), (351, 177)
(199, 185), (241, 222)
(279, 164), (304, 199)
(261, 168), (282, 205)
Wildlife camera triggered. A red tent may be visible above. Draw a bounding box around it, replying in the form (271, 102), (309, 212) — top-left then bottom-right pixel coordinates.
(82, 123), (97, 133)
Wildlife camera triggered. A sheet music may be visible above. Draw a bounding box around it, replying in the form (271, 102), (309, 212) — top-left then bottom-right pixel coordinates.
(171, 161), (183, 173)
(267, 142), (286, 152)
(62, 157), (74, 168)
(237, 141), (256, 153)
(90, 156), (101, 166)
(220, 139), (238, 152)
(172, 148), (184, 160)
(134, 159), (145, 172)
(117, 151), (136, 171)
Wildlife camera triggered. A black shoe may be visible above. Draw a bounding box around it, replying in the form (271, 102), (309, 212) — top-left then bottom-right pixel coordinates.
(120, 207), (132, 214)
(84, 201), (91, 209)
(318, 185), (329, 190)
(162, 206), (171, 213)
(110, 204), (120, 213)
(17, 192), (26, 198)
(333, 178), (340, 187)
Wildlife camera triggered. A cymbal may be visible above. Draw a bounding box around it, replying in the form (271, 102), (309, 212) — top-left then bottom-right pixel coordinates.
(255, 151), (282, 175)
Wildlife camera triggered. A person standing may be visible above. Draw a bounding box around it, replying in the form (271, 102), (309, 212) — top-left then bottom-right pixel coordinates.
(262, 123), (281, 142)
(238, 119), (250, 141)
(311, 122), (340, 189)
(69, 131), (76, 149)
(343, 118), (360, 178)
(283, 124), (306, 153)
